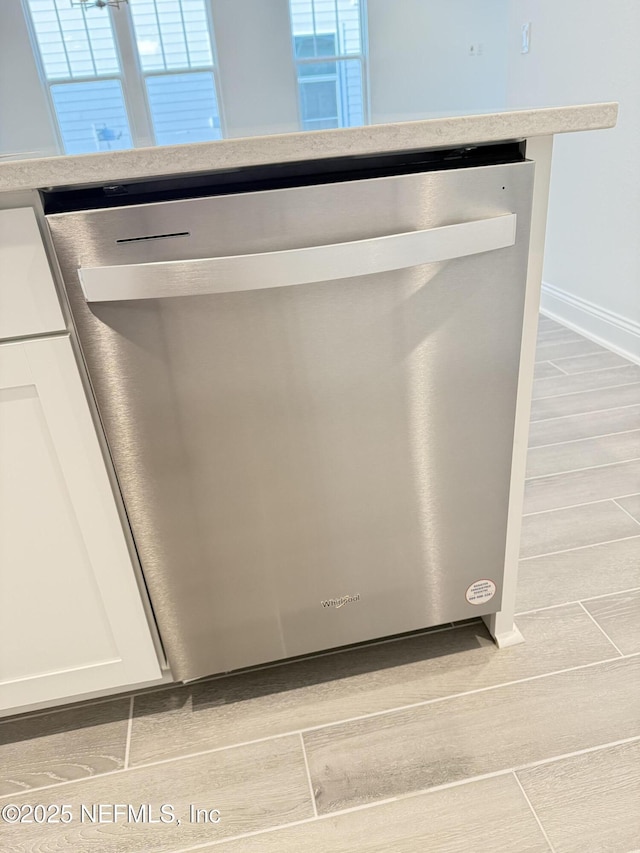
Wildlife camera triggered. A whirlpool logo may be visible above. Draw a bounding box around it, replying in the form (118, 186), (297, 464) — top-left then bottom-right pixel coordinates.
(321, 593), (361, 609)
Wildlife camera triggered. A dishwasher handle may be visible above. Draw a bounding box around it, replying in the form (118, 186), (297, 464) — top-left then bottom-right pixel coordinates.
(79, 213), (517, 303)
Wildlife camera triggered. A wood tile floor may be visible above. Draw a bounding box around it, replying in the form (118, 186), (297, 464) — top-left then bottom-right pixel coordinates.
(2, 316), (640, 852)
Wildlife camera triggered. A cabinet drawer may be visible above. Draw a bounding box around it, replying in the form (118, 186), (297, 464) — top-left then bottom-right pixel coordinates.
(0, 208), (65, 340)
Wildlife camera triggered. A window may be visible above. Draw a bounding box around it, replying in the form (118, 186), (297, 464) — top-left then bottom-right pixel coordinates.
(289, 0), (367, 131)
(128, 0), (222, 145)
(25, 0), (131, 154)
(24, 0), (223, 154)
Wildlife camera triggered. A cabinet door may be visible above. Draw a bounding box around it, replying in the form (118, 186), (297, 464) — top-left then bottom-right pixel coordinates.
(0, 336), (161, 712)
(0, 207), (66, 340)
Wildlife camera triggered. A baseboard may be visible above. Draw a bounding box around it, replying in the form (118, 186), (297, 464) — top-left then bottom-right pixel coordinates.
(540, 281), (640, 366)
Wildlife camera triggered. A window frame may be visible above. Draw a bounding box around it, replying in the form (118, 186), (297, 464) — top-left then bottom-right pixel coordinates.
(290, 0), (369, 131)
(297, 68), (342, 130)
(295, 54), (364, 129)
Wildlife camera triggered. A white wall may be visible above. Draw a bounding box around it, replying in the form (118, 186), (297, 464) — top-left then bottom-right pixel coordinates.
(210, 0), (300, 138)
(506, 0), (640, 360)
(368, 0), (509, 123)
(0, 2), (58, 157)
(213, 0), (512, 135)
(214, 0), (512, 134)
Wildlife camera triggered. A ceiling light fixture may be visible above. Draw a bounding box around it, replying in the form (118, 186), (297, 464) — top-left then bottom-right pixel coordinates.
(71, 0), (129, 9)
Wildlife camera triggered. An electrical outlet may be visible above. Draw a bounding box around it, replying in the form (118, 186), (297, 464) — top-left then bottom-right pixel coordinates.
(521, 22), (531, 54)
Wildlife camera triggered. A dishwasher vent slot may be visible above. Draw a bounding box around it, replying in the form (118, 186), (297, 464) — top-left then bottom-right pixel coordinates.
(116, 231), (190, 244)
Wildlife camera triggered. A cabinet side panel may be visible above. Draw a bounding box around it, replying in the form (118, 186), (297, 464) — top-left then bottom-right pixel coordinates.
(0, 208), (65, 340)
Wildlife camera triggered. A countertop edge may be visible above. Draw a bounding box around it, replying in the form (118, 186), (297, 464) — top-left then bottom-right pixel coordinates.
(0, 102), (618, 194)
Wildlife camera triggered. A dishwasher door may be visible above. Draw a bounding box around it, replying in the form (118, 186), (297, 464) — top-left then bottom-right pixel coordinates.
(47, 160), (534, 681)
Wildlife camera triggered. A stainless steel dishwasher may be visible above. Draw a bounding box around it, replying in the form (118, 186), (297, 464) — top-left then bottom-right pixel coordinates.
(45, 145), (534, 682)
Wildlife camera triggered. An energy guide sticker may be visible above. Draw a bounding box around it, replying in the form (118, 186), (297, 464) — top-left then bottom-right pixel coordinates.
(465, 579), (496, 605)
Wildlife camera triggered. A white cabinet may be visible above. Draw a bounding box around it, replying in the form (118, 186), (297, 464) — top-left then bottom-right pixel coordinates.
(0, 207), (66, 340)
(0, 204), (162, 713)
(0, 335), (161, 712)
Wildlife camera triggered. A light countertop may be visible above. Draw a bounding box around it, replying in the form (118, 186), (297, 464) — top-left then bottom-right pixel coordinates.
(0, 103), (617, 194)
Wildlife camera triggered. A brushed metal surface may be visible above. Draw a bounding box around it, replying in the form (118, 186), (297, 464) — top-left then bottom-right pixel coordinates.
(79, 213), (517, 302)
(47, 162), (534, 681)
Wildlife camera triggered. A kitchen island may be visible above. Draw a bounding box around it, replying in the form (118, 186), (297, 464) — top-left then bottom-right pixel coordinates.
(0, 101), (618, 715)
(0, 102), (616, 192)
